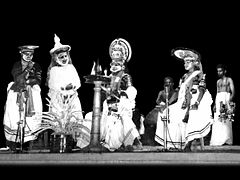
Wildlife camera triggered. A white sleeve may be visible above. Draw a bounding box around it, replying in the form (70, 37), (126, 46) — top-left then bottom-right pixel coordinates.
(125, 86), (137, 101)
(68, 65), (81, 89)
(48, 67), (63, 90)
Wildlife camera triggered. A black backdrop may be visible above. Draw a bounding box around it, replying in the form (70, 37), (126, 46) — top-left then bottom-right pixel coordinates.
(1, 2), (239, 146)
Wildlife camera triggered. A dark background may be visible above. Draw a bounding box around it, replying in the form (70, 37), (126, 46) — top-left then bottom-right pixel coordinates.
(1, 2), (239, 146)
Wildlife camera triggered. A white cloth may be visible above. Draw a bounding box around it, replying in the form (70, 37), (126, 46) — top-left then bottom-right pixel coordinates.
(74, 118), (92, 149)
(47, 64), (90, 148)
(155, 71), (213, 149)
(185, 89), (213, 143)
(48, 64), (81, 93)
(48, 64), (83, 119)
(4, 82), (43, 142)
(210, 92), (233, 146)
(100, 95), (140, 151)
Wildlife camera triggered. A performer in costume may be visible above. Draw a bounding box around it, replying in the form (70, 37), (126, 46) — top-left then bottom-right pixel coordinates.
(46, 34), (91, 149)
(3, 45), (43, 150)
(155, 48), (213, 151)
(210, 64), (235, 146)
(100, 38), (142, 152)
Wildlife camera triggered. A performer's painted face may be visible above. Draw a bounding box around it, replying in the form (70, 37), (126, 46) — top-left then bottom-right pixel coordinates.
(56, 52), (70, 66)
(184, 57), (195, 71)
(110, 61), (123, 73)
(21, 51), (34, 62)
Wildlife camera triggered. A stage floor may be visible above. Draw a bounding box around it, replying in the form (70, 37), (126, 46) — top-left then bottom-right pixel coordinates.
(1, 145), (240, 166)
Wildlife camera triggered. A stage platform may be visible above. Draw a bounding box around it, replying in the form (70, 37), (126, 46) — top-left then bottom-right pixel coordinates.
(1, 145), (240, 166)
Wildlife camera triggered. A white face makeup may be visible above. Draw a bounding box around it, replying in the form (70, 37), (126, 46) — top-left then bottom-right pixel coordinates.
(56, 52), (69, 66)
(21, 51), (34, 62)
(184, 57), (195, 71)
(110, 61), (123, 73)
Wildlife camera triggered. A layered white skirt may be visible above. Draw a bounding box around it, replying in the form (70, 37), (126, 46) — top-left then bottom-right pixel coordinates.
(4, 82), (43, 142)
(155, 89), (213, 149)
(100, 99), (140, 151)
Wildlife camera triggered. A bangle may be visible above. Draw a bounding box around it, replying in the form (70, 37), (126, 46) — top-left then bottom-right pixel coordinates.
(195, 100), (200, 105)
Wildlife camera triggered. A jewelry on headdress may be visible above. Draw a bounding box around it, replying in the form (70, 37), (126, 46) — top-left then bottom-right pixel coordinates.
(172, 48), (200, 62)
(172, 47), (202, 72)
(109, 38), (132, 63)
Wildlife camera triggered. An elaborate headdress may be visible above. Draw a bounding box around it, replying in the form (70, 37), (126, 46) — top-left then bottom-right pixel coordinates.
(109, 38), (132, 64)
(46, 34), (72, 85)
(49, 34), (71, 55)
(19, 45), (39, 53)
(172, 47), (202, 71)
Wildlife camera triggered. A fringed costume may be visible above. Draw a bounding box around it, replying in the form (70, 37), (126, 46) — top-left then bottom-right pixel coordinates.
(155, 48), (213, 150)
(100, 38), (142, 151)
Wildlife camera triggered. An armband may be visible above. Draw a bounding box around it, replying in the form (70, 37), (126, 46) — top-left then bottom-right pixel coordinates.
(195, 100), (200, 105)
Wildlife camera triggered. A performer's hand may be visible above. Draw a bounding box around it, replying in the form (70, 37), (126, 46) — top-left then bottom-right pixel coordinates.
(27, 61), (34, 70)
(120, 91), (128, 98)
(107, 96), (120, 104)
(190, 102), (199, 110)
(111, 90), (120, 98)
(26, 79), (37, 85)
(181, 101), (187, 109)
(213, 105), (216, 113)
(160, 105), (166, 112)
(156, 105), (166, 113)
(65, 83), (74, 90)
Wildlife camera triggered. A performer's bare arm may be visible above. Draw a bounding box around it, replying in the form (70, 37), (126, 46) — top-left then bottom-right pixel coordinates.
(228, 77), (235, 101)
